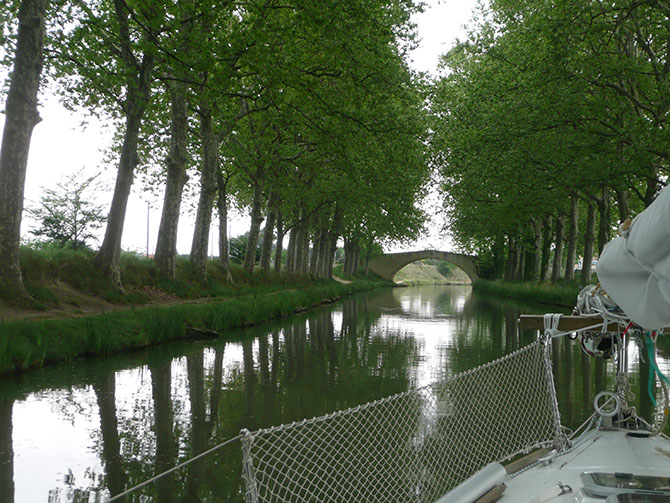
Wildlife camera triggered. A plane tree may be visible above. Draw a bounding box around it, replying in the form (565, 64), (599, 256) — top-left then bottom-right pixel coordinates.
(0, 0), (49, 301)
(431, 0), (670, 281)
(48, 0), (167, 287)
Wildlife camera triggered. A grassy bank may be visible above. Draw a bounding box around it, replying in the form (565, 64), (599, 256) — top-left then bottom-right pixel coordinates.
(473, 279), (580, 307)
(16, 246), (316, 308)
(0, 246), (392, 375)
(0, 277), (388, 375)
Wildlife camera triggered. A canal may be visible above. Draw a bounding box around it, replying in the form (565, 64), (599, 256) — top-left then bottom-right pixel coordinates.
(0, 284), (666, 502)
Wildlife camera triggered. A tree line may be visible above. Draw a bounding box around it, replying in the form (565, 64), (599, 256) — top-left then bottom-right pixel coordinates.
(0, 0), (430, 300)
(431, 0), (670, 283)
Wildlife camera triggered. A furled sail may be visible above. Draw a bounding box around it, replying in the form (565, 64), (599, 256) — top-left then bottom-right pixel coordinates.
(597, 185), (670, 329)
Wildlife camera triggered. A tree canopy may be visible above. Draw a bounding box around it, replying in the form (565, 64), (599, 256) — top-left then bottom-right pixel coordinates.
(431, 0), (670, 281)
(0, 0), (432, 292)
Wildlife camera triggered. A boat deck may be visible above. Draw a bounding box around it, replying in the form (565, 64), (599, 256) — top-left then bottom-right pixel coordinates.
(502, 430), (670, 502)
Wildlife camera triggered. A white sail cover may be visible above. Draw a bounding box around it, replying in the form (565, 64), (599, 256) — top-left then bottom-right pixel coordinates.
(597, 184), (670, 329)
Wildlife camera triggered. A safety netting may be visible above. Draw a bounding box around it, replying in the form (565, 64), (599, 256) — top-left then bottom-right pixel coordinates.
(241, 338), (563, 503)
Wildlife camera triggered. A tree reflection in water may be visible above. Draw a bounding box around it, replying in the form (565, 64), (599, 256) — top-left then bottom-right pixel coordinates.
(93, 372), (126, 500)
(0, 285), (667, 502)
(0, 394), (13, 503)
(149, 360), (175, 503)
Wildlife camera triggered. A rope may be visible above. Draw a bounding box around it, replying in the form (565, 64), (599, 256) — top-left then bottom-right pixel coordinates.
(567, 413), (601, 443)
(543, 313), (562, 338)
(537, 311), (605, 341)
(575, 284), (629, 329)
(106, 433), (242, 502)
(645, 332), (670, 406)
(643, 333), (670, 436)
(544, 321), (613, 341)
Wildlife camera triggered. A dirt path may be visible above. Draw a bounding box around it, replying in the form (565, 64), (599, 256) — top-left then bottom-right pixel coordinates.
(332, 275), (352, 284)
(0, 282), (256, 323)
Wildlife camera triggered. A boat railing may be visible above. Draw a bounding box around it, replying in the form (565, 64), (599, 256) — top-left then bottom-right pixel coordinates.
(240, 336), (563, 503)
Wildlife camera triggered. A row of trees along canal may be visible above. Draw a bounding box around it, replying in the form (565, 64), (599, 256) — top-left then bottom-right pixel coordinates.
(0, 0), (430, 300)
(430, 0), (670, 284)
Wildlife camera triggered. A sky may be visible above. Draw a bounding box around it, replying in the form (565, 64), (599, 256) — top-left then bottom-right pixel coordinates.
(0, 0), (479, 256)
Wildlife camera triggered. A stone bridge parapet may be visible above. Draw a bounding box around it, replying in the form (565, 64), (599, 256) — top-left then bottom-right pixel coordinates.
(368, 250), (479, 283)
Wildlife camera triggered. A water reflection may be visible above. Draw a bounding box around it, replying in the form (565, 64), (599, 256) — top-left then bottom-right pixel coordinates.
(0, 394), (13, 503)
(0, 285), (666, 502)
(149, 359), (176, 503)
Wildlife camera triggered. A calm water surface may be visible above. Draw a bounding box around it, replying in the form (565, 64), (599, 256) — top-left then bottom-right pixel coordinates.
(0, 285), (667, 502)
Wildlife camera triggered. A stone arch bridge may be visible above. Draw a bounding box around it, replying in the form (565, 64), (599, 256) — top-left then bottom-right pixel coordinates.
(368, 250), (479, 283)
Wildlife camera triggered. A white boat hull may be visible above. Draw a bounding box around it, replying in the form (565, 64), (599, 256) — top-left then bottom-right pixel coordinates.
(502, 430), (670, 502)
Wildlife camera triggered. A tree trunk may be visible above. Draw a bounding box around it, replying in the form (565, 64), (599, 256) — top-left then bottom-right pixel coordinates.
(344, 238), (360, 276)
(274, 208), (284, 274)
(551, 216), (565, 283)
(190, 109), (219, 280)
(297, 212), (310, 276)
(317, 228), (329, 278)
(97, 2), (155, 287)
(504, 235), (515, 281)
(285, 223), (297, 274)
(259, 190), (276, 274)
(540, 215), (552, 281)
(615, 188), (629, 223)
(644, 176), (658, 208)
(327, 236), (337, 278)
(216, 171), (233, 283)
(326, 203), (342, 278)
(516, 241), (525, 281)
(564, 196), (579, 281)
(523, 243), (533, 280)
(294, 223), (305, 274)
(352, 241), (360, 276)
(309, 229), (320, 278)
(529, 219), (542, 281)
(0, 0), (48, 301)
(154, 84), (188, 279)
(343, 238), (352, 276)
(0, 396), (13, 503)
(490, 233), (504, 280)
(243, 176), (264, 274)
(311, 208), (329, 278)
(581, 201), (596, 284)
(596, 186), (610, 257)
(97, 114), (145, 286)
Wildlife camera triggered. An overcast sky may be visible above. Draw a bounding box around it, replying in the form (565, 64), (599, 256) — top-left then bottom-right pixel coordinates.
(0, 0), (478, 256)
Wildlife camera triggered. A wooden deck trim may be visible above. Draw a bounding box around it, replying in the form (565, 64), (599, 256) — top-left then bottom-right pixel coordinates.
(518, 315), (670, 332)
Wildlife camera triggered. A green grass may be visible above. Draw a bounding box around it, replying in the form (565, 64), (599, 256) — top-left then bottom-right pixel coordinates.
(16, 246), (335, 306)
(473, 279), (581, 307)
(0, 274), (390, 375)
(20, 246), (109, 294)
(0, 246), (392, 374)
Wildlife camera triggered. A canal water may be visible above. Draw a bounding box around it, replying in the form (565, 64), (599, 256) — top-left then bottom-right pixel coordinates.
(0, 285), (667, 502)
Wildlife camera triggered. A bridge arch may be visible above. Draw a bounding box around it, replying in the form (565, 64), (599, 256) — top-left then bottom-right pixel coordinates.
(367, 250), (479, 283)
